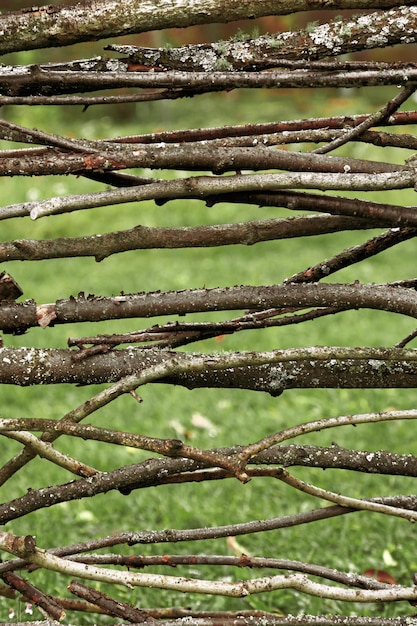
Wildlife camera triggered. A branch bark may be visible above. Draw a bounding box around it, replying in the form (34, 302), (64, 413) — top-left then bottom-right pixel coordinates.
(0, 215), (391, 263)
(0, 145), (401, 177)
(3, 3), (417, 619)
(2, 282), (416, 333)
(107, 6), (417, 70)
(1, 346), (417, 391)
(1, 1), (415, 55)
(5, 66), (417, 97)
(1, 170), (414, 222)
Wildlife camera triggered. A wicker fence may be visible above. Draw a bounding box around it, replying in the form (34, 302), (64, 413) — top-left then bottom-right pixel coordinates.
(1, 2), (417, 624)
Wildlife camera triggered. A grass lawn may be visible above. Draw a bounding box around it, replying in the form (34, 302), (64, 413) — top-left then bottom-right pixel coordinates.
(1, 88), (417, 623)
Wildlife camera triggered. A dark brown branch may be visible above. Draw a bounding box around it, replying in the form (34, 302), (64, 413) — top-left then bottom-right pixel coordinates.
(0, 118), (152, 190)
(287, 227), (417, 283)
(67, 307), (347, 351)
(68, 580), (155, 622)
(312, 83), (417, 155)
(107, 111), (417, 145)
(396, 327), (417, 348)
(0, 272), (23, 301)
(2, 282), (416, 334)
(211, 189), (417, 227)
(0, 88), (184, 106)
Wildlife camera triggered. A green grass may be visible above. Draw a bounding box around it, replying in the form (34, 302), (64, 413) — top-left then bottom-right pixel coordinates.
(1, 88), (417, 623)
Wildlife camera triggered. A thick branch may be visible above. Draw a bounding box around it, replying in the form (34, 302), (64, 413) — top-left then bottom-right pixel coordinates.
(107, 7), (417, 70)
(0, 145), (401, 177)
(1, 346), (417, 391)
(2, 283), (416, 333)
(1, 170), (414, 222)
(0, 216), (393, 263)
(0, 1), (414, 55)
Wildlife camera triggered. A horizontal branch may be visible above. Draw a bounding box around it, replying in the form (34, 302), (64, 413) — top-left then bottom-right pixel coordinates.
(102, 111), (417, 144)
(1, 1), (414, 55)
(2, 414), (417, 476)
(1, 170), (414, 222)
(62, 552), (396, 592)
(0, 144), (401, 177)
(0, 215), (392, 263)
(2, 282), (416, 333)
(107, 6), (417, 70)
(3, 536), (417, 603)
(5, 617), (417, 626)
(222, 189), (417, 227)
(1, 346), (417, 391)
(4, 111), (417, 150)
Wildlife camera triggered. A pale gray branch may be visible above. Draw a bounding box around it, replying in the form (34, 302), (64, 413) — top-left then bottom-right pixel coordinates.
(0, 170), (413, 222)
(1, 1), (414, 55)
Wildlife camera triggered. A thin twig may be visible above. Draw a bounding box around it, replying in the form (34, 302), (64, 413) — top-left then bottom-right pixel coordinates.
(312, 83), (417, 154)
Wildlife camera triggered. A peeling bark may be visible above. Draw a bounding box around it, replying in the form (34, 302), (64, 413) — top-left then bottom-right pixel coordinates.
(1, 282), (417, 333)
(107, 6), (417, 70)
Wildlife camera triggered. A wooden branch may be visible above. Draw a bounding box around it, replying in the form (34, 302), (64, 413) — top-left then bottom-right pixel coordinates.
(5, 65), (417, 97)
(106, 6), (417, 70)
(1, 282), (416, 333)
(0, 216), (394, 263)
(2, 418), (417, 476)
(1, 170), (415, 222)
(96, 110), (417, 144)
(1, 345), (417, 391)
(221, 189), (417, 227)
(278, 470), (417, 521)
(0, 144), (402, 177)
(2, 571), (65, 621)
(2, 430), (97, 478)
(68, 580), (155, 622)
(4, 540), (417, 603)
(1, 1), (415, 55)
(0, 272), (23, 301)
(3, 616), (415, 626)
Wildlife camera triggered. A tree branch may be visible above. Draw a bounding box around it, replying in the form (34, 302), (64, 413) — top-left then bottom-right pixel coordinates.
(0, 144), (401, 177)
(1, 346), (417, 391)
(2, 536), (417, 603)
(2, 169), (413, 222)
(1, 1), (415, 55)
(107, 6), (417, 71)
(0, 216), (395, 263)
(2, 282), (416, 333)
(5, 65), (417, 97)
